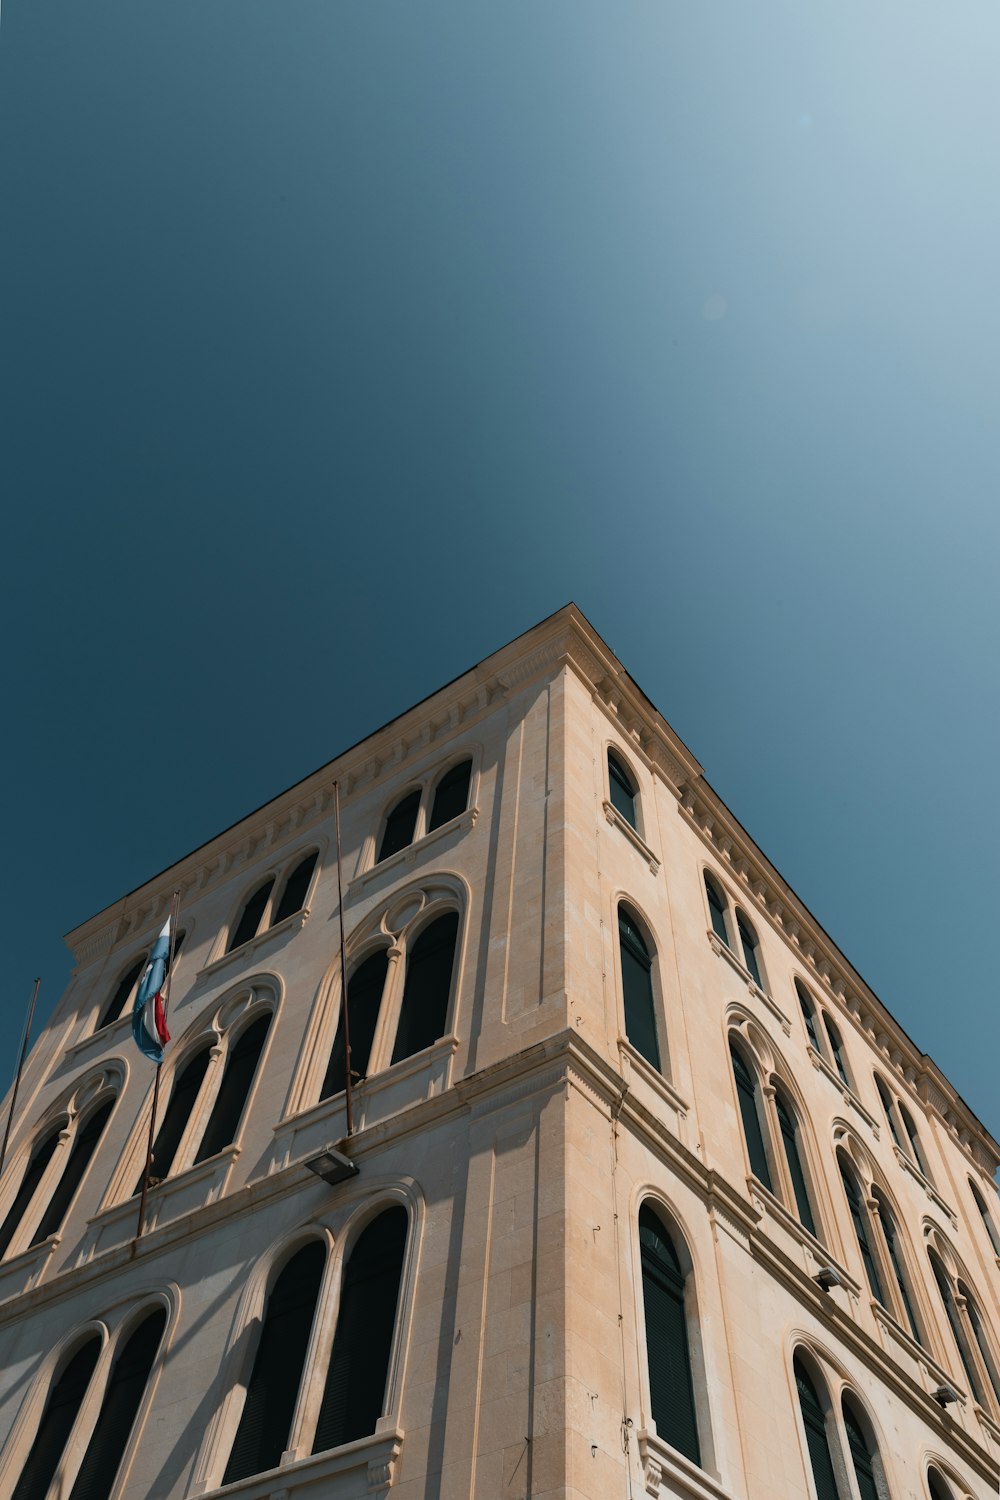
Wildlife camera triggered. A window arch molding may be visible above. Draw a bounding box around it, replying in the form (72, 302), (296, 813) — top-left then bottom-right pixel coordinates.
(833, 1123), (928, 1340)
(0, 1062), (125, 1262)
(967, 1176), (1000, 1258)
(104, 980), (281, 1209)
(629, 1187), (715, 1472)
(733, 906), (767, 991)
(367, 749), (480, 871)
(220, 843), (325, 959)
(921, 1456), (968, 1500)
(0, 1320), (109, 1495)
(788, 1340), (894, 1500)
(924, 1224), (1000, 1413)
(614, 897), (669, 1078)
(289, 876), (468, 1116)
(702, 867), (734, 949)
(605, 742), (643, 836)
(94, 951), (149, 1033)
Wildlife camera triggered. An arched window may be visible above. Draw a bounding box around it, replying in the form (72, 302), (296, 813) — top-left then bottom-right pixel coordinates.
(0, 1124), (64, 1259)
(794, 1358), (839, 1500)
(313, 1207), (408, 1451)
(871, 1191), (921, 1344)
(12, 1336), (102, 1500)
(930, 1253), (984, 1405)
(969, 1179), (1000, 1256)
(618, 908), (661, 1073)
(823, 1017), (850, 1088)
(195, 1014), (271, 1164)
(842, 1396), (881, 1500)
(34, 1098), (115, 1246)
(67, 1307), (166, 1500)
(927, 1469), (953, 1500)
(958, 1283), (1000, 1406)
(97, 957), (146, 1031)
(228, 879), (275, 954)
(704, 874), (730, 947)
(796, 982), (821, 1052)
(136, 1045), (212, 1192)
(874, 1076), (902, 1150)
(273, 852), (318, 926)
(428, 760), (472, 832)
(838, 1153), (885, 1305)
(322, 949), (390, 1100)
(736, 912), (763, 989)
(637, 1204), (700, 1465)
(730, 1044), (772, 1191)
(391, 913), (457, 1064)
(774, 1089), (816, 1237)
(224, 1241), (326, 1484)
(899, 1104), (930, 1179)
(378, 791), (421, 863)
(607, 751), (638, 831)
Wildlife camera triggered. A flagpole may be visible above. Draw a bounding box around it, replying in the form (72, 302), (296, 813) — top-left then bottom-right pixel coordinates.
(134, 890), (181, 1244)
(334, 781), (354, 1138)
(0, 978), (41, 1182)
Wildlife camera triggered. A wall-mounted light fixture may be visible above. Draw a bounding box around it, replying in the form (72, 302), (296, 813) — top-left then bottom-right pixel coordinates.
(812, 1266), (842, 1292)
(305, 1147), (359, 1185)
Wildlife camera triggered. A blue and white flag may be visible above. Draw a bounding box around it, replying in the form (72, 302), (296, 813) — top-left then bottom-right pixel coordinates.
(132, 919), (173, 1064)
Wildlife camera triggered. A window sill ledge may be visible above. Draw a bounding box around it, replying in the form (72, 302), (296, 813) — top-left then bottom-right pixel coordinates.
(745, 1176), (840, 1277)
(807, 1049), (880, 1134)
(637, 1429), (734, 1500)
(0, 1233), (60, 1304)
(200, 909), (310, 981)
(707, 932), (790, 1035)
(871, 1300), (940, 1379)
(191, 1426), (404, 1499)
(80, 1146), (240, 1263)
(63, 1011), (132, 1066)
(354, 806), (478, 889)
(894, 1147), (956, 1223)
(619, 1041), (689, 1120)
(603, 800), (660, 873)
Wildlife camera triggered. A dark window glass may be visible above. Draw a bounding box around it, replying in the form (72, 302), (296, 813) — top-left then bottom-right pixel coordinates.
(823, 1018), (850, 1088)
(224, 1241), (326, 1485)
(68, 1308), (165, 1500)
(842, 1398), (879, 1500)
(875, 1077), (902, 1149)
(736, 913), (762, 988)
(97, 959), (146, 1031)
(608, 753), (638, 830)
(839, 1156), (885, 1306)
(34, 1100), (114, 1245)
(875, 1197), (921, 1344)
(391, 913), (458, 1065)
(172, 929), (187, 959)
(931, 1256), (983, 1404)
(0, 1126), (63, 1259)
(273, 853), (318, 926)
(135, 1047), (212, 1194)
(314, 1207), (407, 1452)
(970, 1180), (1000, 1256)
(961, 1287), (1000, 1405)
(899, 1105), (929, 1178)
(638, 1205), (700, 1466)
(428, 761), (472, 832)
(927, 1471), (953, 1500)
(323, 950), (389, 1100)
(378, 791), (421, 863)
(796, 983), (820, 1051)
(195, 1015), (270, 1164)
(619, 910), (661, 1073)
(705, 875), (730, 946)
(775, 1092), (816, 1236)
(228, 880), (275, 953)
(794, 1360), (840, 1500)
(730, 1045), (772, 1192)
(12, 1337), (101, 1500)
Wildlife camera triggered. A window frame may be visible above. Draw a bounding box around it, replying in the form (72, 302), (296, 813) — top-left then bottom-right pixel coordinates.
(370, 753), (478, 871)
(703, 870), (733, 949)
(223, 846), (322, 958)
(616, 902), (667, 1077)
(634, 1198), (709, 1471)
(606, 746), (642, 835)
(95, 954), (148, 1033)
(734, 908), (766, 991)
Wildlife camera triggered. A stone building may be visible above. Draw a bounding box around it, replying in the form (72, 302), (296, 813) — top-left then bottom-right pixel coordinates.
(0, 604), (997, 1500)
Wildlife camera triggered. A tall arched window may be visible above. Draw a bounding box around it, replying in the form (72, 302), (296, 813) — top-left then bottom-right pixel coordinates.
(872, 1192), (921, 1345)
(704, 874), (730, 947)
(313, 1207), (408, 1451)
(391, 913), (457, 1065)
(842, 1396), (882, 1500)
(195, 1014), (271, 1164)
(927, 1469), (954, 1500)
(730, 1044), (772, 1191)
(0, 1124), (64, 1259)
(322, 949), (390, 1100)
(874, 1076), (902, 1150)
(823, 1017), (850, 1088)
(428, 760), (472, 832)
(736, 912), (763, 989)
(273, 852), (318, 926)
(607, 751), (638, 830)
(12, 1336), (102, 1500)
(34, 1098), (115, 1245)
(67, 1307), (166, 1500)
(969, 1179), (1000, 1256)
(618, 908), (661, 1073)
(774, 1089), (816, 1237)
(838, 1154), (885, 1305)
(930, 1253), (984, 1405)
(899, 1104), (930, 1179)
(224, 1242), (326, 1485)
(228, 879), (275, 954)
(958, 1283), (1000, 1406)
(378, 791), (421, 863)
(97, 957), (146, 1031)
(136, 1046), (213, 1193)
(637, 1204), (700, 1466)
(794, 1358), (839, 1500)
(796, 982), (821, 1052)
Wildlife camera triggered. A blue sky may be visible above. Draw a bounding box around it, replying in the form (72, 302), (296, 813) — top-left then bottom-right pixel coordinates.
(1, 1), (997, 1141)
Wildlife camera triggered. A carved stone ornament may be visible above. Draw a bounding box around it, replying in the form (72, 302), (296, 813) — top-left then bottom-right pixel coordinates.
(644, 1455), (663, 1495)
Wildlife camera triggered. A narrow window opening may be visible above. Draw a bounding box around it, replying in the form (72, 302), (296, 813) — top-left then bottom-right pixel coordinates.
(969, 1180), (1000, 1256)
(618, 909), (661, 1073)
(874, 1077), (902, 1150)
(322, 950), (389, 1100)
(823, 1017), (850, 1088)
(730, 1044), (772, 1192)
(378, 791), (421, 863)
(273, 853), (318, 926)
(775, 1091), (816, 1236)
(134, 1047), (212, 1193)
(899, 1104), (929, 1178)
(428, 760), (472, 832)
(228, 880), (275, 954)
(794, 1359), (839, 1500)
(839, 1155), (885, 1306)
(705, 875), (730, 947)
(842, 1397), (880, 1500)
(391, 913), (458, 1064)
(960, 1285), (1000, 1405)
(927, 1470), (953, 1500)
(931, 1254), (984, 1404)
(34, 1099), (114, 1245)
(638, 1204), (700, 1466)
(0, 1126), (64, 1259)
(97, 958), (146, 1031)
(608, 752), (638, 830)
(195, 1015), (271, 1164)
(874, 1194), (921, 1344)
(67, 1308), (166, 1500)
(12, 1336), (101, 1500)
(736, 913), (763, 988)
(796, 982), (820, 1051)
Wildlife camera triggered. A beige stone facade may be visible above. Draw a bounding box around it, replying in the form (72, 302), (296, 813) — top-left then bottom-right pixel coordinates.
(0, 604), (997, 1500)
